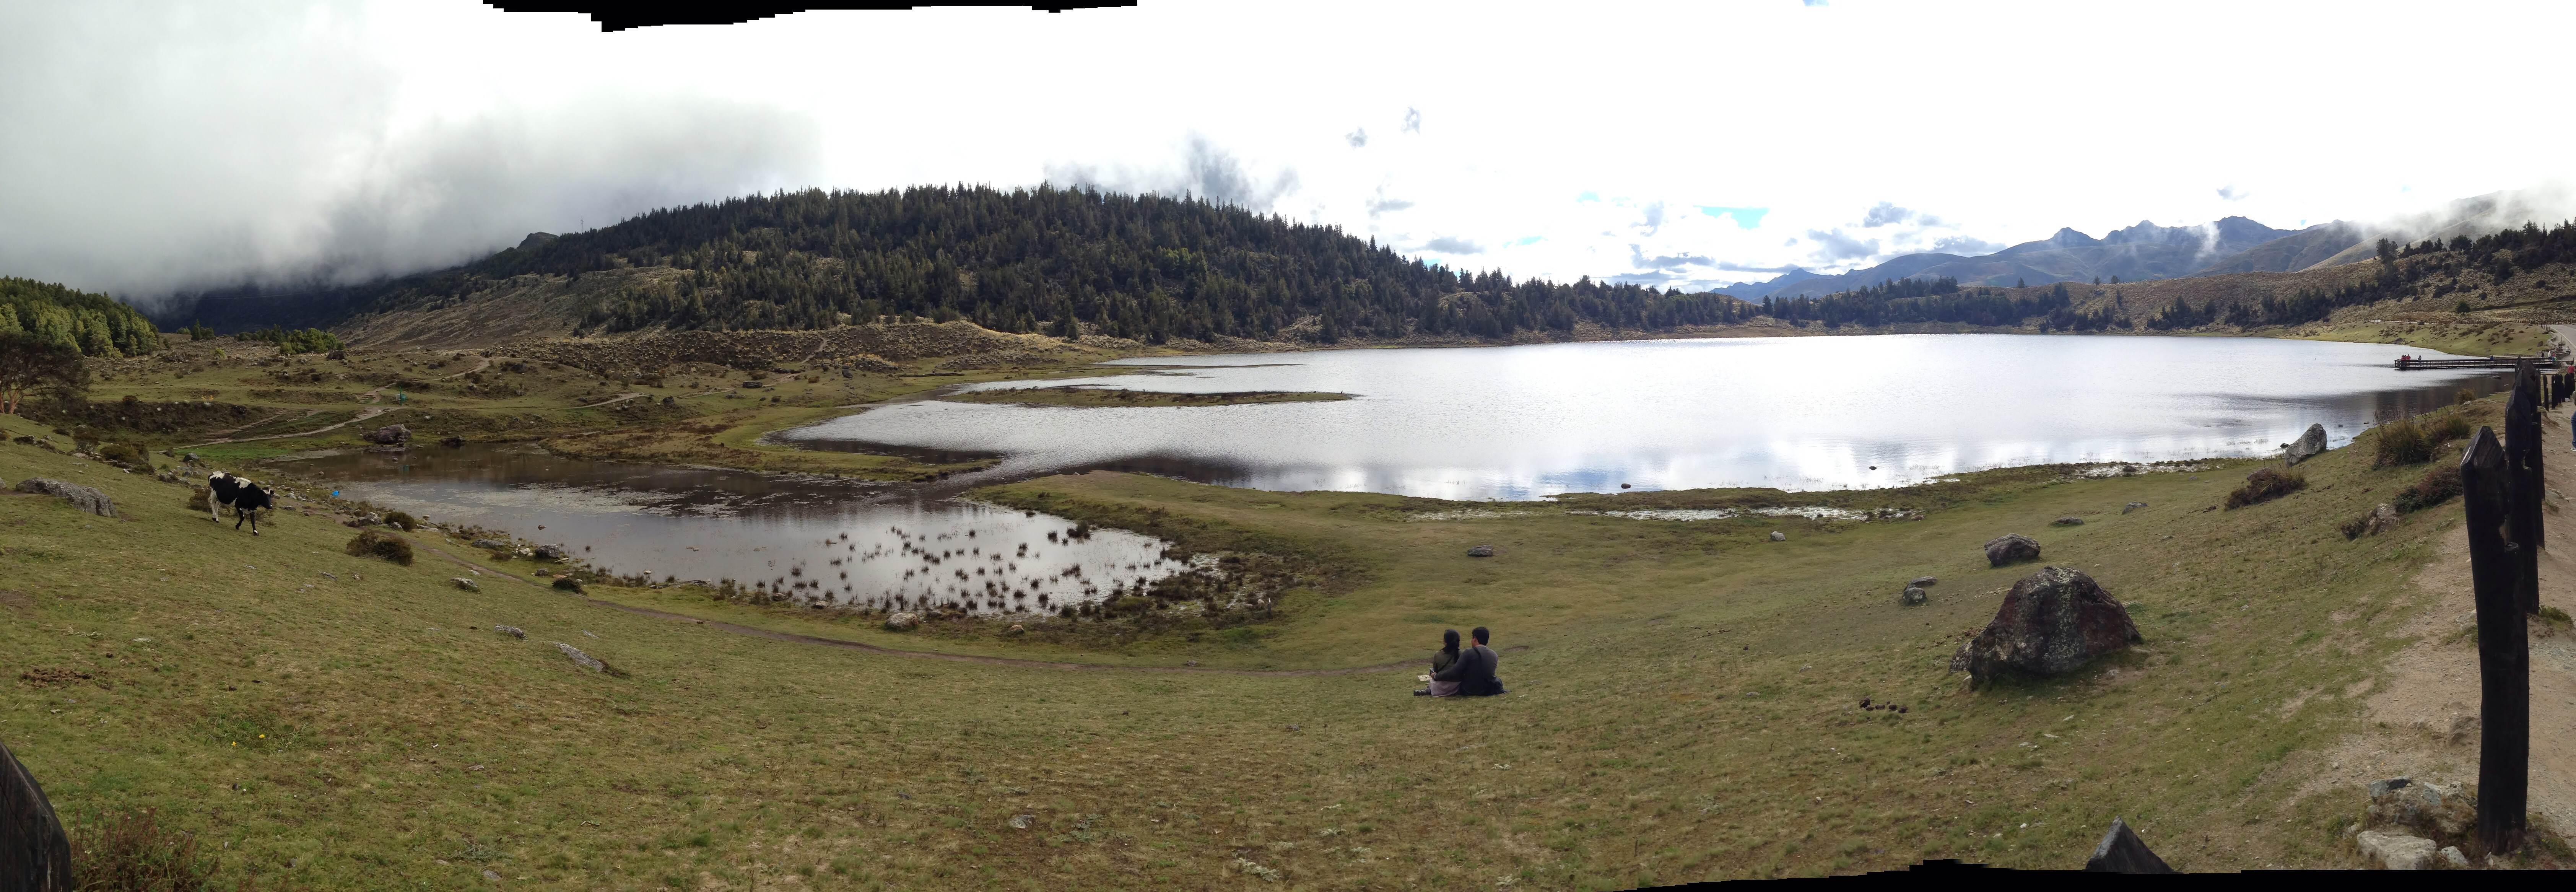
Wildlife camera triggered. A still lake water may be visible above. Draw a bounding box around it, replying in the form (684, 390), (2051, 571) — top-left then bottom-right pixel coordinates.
(280, 444), (1189, 614)
(787, 334), (2509, 500)
(281, 334), (2503, 613)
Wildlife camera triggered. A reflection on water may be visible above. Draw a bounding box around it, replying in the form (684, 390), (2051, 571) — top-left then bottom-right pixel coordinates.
(786, 334), (2510, 500)
(278, 444), (1187, 614)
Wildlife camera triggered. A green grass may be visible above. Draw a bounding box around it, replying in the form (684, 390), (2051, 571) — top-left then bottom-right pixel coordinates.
(0, 393), (2493, 885)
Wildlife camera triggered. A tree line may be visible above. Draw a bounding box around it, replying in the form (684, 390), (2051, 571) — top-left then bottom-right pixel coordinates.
(0, 277), (160, 357)
(279, 185), (1755, 344)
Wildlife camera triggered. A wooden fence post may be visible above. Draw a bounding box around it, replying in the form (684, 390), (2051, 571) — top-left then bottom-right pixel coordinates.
(2461, 428), (2529, 853)
(2508, 362), (2543, 614)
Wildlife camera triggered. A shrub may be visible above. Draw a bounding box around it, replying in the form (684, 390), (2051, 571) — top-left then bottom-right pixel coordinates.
(2457, 388), (2477, 405)
(2374, 417), (2434, 467)
(344, 529), (415, 566)
(553, 576), (585, 594)
(2424, 412), (2472, 443)
(381, 510), (416, 531)
(184, 488), (209, 512)
(2225, 467), (2307, 509)
(71, 807), (221, 891)
(96, 442), (142, 465)
(2394, 463), (2463, 513)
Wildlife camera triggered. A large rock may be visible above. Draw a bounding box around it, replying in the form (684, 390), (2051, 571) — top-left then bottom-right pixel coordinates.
(884, 612), (921, 631)
(533, 544), (568, 561)
(2361, 503), (2400, 537)
(1982, 533), (2041, 567)
(362, 424), (411, 446)
(2285, 423), (2328, 466)
(0, 737), (73, 890)
(2355, 830), (2437, 870)
(12, 478), (115, 518)
(2366, 777), (2472, 840)
(553, 641), (604, 672)
(1948, 566), (2142, 685)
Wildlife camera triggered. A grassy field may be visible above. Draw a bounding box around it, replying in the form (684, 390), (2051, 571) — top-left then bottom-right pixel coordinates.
(2287, 319), (2550, 357)
(0, 380), (2538, 887)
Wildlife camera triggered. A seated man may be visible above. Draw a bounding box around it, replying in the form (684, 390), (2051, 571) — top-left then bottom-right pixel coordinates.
(1431, 627), (1506, 697)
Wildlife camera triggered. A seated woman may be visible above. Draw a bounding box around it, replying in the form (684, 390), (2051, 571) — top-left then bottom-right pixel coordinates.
(1414, 629), (1463, 697)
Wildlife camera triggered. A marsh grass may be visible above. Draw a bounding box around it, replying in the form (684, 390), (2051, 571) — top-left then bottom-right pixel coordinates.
(71, 807), (229, 891)
(342, 529), (413, 566)
(2226, 467), (2308, 509)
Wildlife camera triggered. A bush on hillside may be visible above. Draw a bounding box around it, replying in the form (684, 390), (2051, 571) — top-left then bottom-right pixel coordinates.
(184, 488), (208, 512)
(2394, 464), (2463, 514)
(2424, 412), (2472, 443)
(552, 576), (585, 594)
(381, 510), (416, 531)
(344, 529), (415, 566)
(2374, 417), (2435, 467)
(71, 807), (221, 890)
(2225, 467), (2307, 509)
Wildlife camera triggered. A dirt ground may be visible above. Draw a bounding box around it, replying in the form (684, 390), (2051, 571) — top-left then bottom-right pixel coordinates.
(2309, 404), (2576, 840)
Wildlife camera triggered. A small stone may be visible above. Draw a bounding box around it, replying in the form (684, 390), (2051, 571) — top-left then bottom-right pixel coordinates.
(470, 539), (507, 550)
(1900, 586), (1928, 607)
(1769, 531), (1787, 542)
(883, 611), (920, 631)
(2051, 516), (2084, 527)
(483, 869), (501, 882)
(1008, 814), (1034, 829)
(2355, 830), (2437, 870)
(1006, 623), (1026, 635)
(363, 424), (411, 446)
(494, 625), (525, 639)
(1910, 576), (1938, 586)
(451, 578), (480, 592)
(2440, 846), (2469, 868)
(532, 544), (567, 561)
(2121, 501), (2148, 514)
(1466, 544), (1495, 557)
(2361, 503), (2400, 536)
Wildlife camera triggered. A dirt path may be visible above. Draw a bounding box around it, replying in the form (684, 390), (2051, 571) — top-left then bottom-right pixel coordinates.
(392, 531), (1429, 677)
(570, 392), (646, 410)
(183, 406), (388, 449)
(359, 354), (494, 404)
(2309, 407), (2576, 835)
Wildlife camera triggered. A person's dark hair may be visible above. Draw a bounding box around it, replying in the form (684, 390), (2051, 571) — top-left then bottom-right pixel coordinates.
(1471, 627), (1490, 644)
(1441, 629), (1460, 655)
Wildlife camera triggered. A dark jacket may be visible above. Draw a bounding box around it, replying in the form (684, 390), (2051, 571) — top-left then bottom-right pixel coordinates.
(1430, 648), (1458, 675)
(1432, 644), (1503, 696)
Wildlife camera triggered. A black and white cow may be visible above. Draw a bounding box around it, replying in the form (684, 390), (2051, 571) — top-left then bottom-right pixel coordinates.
(205, 471), (275, 535)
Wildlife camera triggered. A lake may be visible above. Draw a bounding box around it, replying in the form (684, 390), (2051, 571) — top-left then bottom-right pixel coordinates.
(785, 334), (2508, 500)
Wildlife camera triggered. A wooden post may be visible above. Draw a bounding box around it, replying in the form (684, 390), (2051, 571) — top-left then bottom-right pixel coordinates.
(2508, 362), (2543, 613)
(2461, 428), (2529, 853)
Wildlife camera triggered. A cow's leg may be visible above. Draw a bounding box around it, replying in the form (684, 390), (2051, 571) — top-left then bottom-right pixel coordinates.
(248, 510), (259, 536)
(209, 499), (221, 521)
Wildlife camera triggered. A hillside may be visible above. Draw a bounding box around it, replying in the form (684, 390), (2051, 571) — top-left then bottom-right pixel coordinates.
(1751, 218), (2576, 346)
(1723, 217), (2295, 300)
(164, 186), (1748, 350)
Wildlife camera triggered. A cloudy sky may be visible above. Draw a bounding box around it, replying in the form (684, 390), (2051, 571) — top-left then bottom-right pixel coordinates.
(6, 0), (2574, 304)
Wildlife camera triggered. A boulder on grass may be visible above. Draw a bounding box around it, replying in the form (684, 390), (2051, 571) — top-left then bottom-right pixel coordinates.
(1769, 531), (1787, 542)
(1948, 566), (2141, 686)
(362, 424), (411, 446)
(2285, 423), (2328, 466)
(1900, 586), (1928, 607)
(1465, 544), (1495, 557)
(884, 612), (920, 631)
(13, 478), (114, 518)
(1982, 533), (2041, 567)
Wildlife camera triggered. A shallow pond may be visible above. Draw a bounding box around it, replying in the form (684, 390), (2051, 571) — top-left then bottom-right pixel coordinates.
(277, 443), (1188, 614)
(785, 334), (2511, 500)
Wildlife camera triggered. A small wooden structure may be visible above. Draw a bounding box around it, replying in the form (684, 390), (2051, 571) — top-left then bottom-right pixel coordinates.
(2393, 354), (2550, 370)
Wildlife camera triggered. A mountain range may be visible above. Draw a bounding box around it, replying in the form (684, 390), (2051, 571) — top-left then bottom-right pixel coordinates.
(1717, 188), (2575, 300)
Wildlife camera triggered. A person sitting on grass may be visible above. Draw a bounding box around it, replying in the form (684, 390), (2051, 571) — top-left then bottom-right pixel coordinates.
(1432, 626), (1506, 697)
(1414, 629), (1463, 697)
